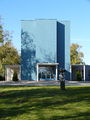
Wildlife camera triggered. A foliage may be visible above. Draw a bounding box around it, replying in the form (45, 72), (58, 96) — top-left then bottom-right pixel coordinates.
(70, 43), (84, 64)
(0, 41), (20, 74)
(76, 71), (82, 81)
(13, 70), (18, 81)
(0, 75), (5, 81)
(0, 17), (20, 75)
(0, 86), (90, 120)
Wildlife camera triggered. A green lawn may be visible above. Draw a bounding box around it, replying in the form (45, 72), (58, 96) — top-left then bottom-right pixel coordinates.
(0, 86), (90, 120)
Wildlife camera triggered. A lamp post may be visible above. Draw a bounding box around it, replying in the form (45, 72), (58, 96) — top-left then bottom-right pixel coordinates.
(59, 69), (66, 90)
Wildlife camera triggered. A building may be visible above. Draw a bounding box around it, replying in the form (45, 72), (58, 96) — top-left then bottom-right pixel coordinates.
(71, 64), (90, 81)
(21, 19), (70, 81)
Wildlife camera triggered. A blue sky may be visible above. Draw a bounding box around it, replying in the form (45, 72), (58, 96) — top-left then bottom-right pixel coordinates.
(0, 0), (90, 64)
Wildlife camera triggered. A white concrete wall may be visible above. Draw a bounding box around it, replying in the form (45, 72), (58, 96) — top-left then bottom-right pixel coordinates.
(5, 65), (21, 81)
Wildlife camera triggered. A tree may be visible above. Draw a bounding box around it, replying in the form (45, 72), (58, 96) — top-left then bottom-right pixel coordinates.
(0, 17), (20, 77)
(76, 70), (82, 81)
(0, 40), (20, 75)
(70, 43), (84, 64)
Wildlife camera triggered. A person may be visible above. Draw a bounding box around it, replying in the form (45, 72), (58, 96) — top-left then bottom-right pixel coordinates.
(59, 72), (64, 81)
(59, 69), (66, 90)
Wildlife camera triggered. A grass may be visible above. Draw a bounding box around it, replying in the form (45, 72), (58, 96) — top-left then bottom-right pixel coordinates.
(0, 85), (90, 120)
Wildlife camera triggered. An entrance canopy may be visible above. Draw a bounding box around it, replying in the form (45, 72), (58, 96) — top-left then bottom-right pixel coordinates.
(37, 63), (59, 66)
(37, 63), (59, 81)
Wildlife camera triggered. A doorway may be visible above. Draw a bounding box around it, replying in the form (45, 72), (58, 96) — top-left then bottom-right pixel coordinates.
(36, 63), (59, 81)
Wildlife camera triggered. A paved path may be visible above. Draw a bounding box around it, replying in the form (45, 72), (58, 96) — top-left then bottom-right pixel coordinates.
(0, 80), (90, 86)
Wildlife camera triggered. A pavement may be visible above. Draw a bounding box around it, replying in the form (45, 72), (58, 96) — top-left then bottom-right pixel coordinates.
(0, 80), (90, 86)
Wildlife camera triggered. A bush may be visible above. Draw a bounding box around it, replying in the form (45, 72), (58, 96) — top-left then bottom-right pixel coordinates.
(13, 71), (18, 81)
(0, 75), (5, 81)
(76, 71), (82, 81)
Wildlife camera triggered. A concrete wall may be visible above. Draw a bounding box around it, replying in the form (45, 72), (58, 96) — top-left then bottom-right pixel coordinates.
(5, 65), (21, 81)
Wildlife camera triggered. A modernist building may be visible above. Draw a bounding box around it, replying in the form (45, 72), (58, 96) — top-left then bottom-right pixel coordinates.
(21, 19), (70, 81)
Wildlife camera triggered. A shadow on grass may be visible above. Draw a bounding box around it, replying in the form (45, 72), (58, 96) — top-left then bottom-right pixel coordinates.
(0, 86), (90, 120)
(51, 112), (90, 120)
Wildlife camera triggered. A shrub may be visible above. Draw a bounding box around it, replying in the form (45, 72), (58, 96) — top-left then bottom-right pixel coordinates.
(13, 71), (18, 81)
(0, 75), (5, 81)
(76, 71), (82, 81)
